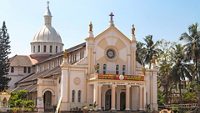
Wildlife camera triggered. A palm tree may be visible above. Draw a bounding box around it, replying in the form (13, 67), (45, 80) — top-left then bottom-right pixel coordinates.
(136, 41), (146, 67)
(143, 35), (161, 69)
(170, 44), (192, 103)
(180, 23), (200, 81)
(157, 40), (175, 104)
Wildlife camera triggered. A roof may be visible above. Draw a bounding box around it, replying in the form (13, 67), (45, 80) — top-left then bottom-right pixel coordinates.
(12, 84), (37, 92)
(35, 42), (86, 65)
(10, 55), (34, 66)
(67, 42), (86, 53)
(32, 25), (62, 44)
(18, 66), (61, 83)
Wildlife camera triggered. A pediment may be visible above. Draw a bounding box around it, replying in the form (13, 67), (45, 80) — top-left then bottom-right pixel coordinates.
(94, 26), (131, 44)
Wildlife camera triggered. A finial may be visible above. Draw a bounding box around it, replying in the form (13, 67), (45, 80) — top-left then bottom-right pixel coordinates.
(109, 12), (114, 26)
(47, 1), (50, 8)
(132, 24), (135, 35)
(44, 1), (51, 16)
(63, 49), (68, 58)
(89, 21), (93, 32)
(44, 1), (52, 25)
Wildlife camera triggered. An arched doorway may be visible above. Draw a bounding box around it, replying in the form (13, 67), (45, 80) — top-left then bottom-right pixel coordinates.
(105, 89), (111, 110)
(120, 92), (126, 110)
(43, 91), (52, 112)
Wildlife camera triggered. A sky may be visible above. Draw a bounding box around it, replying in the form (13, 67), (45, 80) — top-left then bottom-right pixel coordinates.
(0, 0), (200, 57)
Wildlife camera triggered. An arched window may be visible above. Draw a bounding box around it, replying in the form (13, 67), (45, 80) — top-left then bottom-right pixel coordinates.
(11, 67), (14, 73)
(56, 46), (58, 53)
(38, 45), (40, 52)
(72, 90), (75, 102)
(103, 64), (107, 74)
(50, 45), (52, 53)
(33, 46), (35, 52)
(122, 65), (126, 75)
(116, 65), (119, 75)
(28, 67), (31, 73)
(24, 67), (27, 73)
(44, 45), (46, 52)
(78, 90), (81, 102)
(96, 63), (100, 73)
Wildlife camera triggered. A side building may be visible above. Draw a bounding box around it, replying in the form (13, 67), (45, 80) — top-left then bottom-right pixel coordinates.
(10, 2), (158, 112)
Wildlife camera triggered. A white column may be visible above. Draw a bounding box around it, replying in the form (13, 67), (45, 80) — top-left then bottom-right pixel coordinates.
(111, 84), (116, 110)
(126, 85), (131, 110)
(139, 86), (143, 110)
(93, 84), (98, 105)
(98, 84), (102, 110)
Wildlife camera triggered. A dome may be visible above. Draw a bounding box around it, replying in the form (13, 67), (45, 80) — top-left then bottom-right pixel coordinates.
(32, 25), (62, 43)
(30, 2), (63, 57)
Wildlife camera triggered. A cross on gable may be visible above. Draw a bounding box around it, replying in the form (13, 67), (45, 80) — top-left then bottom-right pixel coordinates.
(109, 12), (114, 22)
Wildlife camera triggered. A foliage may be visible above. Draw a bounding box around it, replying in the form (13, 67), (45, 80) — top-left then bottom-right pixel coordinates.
(170, 44), (193, 103)
(157, 90), (164, 105)
(183, 91), (197, 103)
(9, 90), (34, 112)
(156, 40), (176, 104)
(180, 23), (200, 81)
(0, 21), (11, 91)
(136, 35), (161, 69)
(136, 41), (146, 66)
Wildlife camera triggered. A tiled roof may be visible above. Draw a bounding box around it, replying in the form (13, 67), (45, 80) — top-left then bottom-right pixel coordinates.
(18, 66), (61, 83)
(10, 55), (33, 66)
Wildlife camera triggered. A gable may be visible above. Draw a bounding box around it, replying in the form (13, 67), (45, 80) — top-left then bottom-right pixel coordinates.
(93, 26), (133, 73)
(95, 26), (131, 44)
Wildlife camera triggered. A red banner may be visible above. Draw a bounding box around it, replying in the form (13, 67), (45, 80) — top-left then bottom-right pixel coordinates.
(98, 74), (144, 81)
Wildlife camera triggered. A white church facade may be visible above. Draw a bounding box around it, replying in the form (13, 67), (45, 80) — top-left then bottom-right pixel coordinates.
(9, 2), (158, 112)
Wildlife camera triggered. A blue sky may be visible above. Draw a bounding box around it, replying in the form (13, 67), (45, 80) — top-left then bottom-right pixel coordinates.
(0, 0), (200, 57)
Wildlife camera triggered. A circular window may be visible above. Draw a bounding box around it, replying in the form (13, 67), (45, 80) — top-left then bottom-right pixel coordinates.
(106, 49), (116, 59)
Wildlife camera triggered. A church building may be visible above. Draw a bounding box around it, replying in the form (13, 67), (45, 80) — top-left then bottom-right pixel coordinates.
(9, 2), (158, 112)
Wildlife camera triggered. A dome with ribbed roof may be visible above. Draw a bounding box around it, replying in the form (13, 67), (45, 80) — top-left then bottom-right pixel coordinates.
(30, 2), (63, 57)
(32, 25), (62, 43)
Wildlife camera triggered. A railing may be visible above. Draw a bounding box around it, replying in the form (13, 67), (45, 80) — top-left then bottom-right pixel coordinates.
(163, 103), (198, 112)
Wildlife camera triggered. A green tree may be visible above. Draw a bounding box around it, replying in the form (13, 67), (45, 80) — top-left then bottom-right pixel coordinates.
(0, 21), (11, 91)
(136, 35), (161, 69)
(180, 23), (200, 81)
(170, 44), (192, 103)
(157, 40), (175, 104)
(136, 41), (146, 67)
(9, 90), (34, 112)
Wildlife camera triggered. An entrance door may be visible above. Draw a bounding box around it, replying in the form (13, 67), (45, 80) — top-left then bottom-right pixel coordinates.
(105, 89), (111, 110)
(120, 92), (126, 110)
(43, 91), (52, 112)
